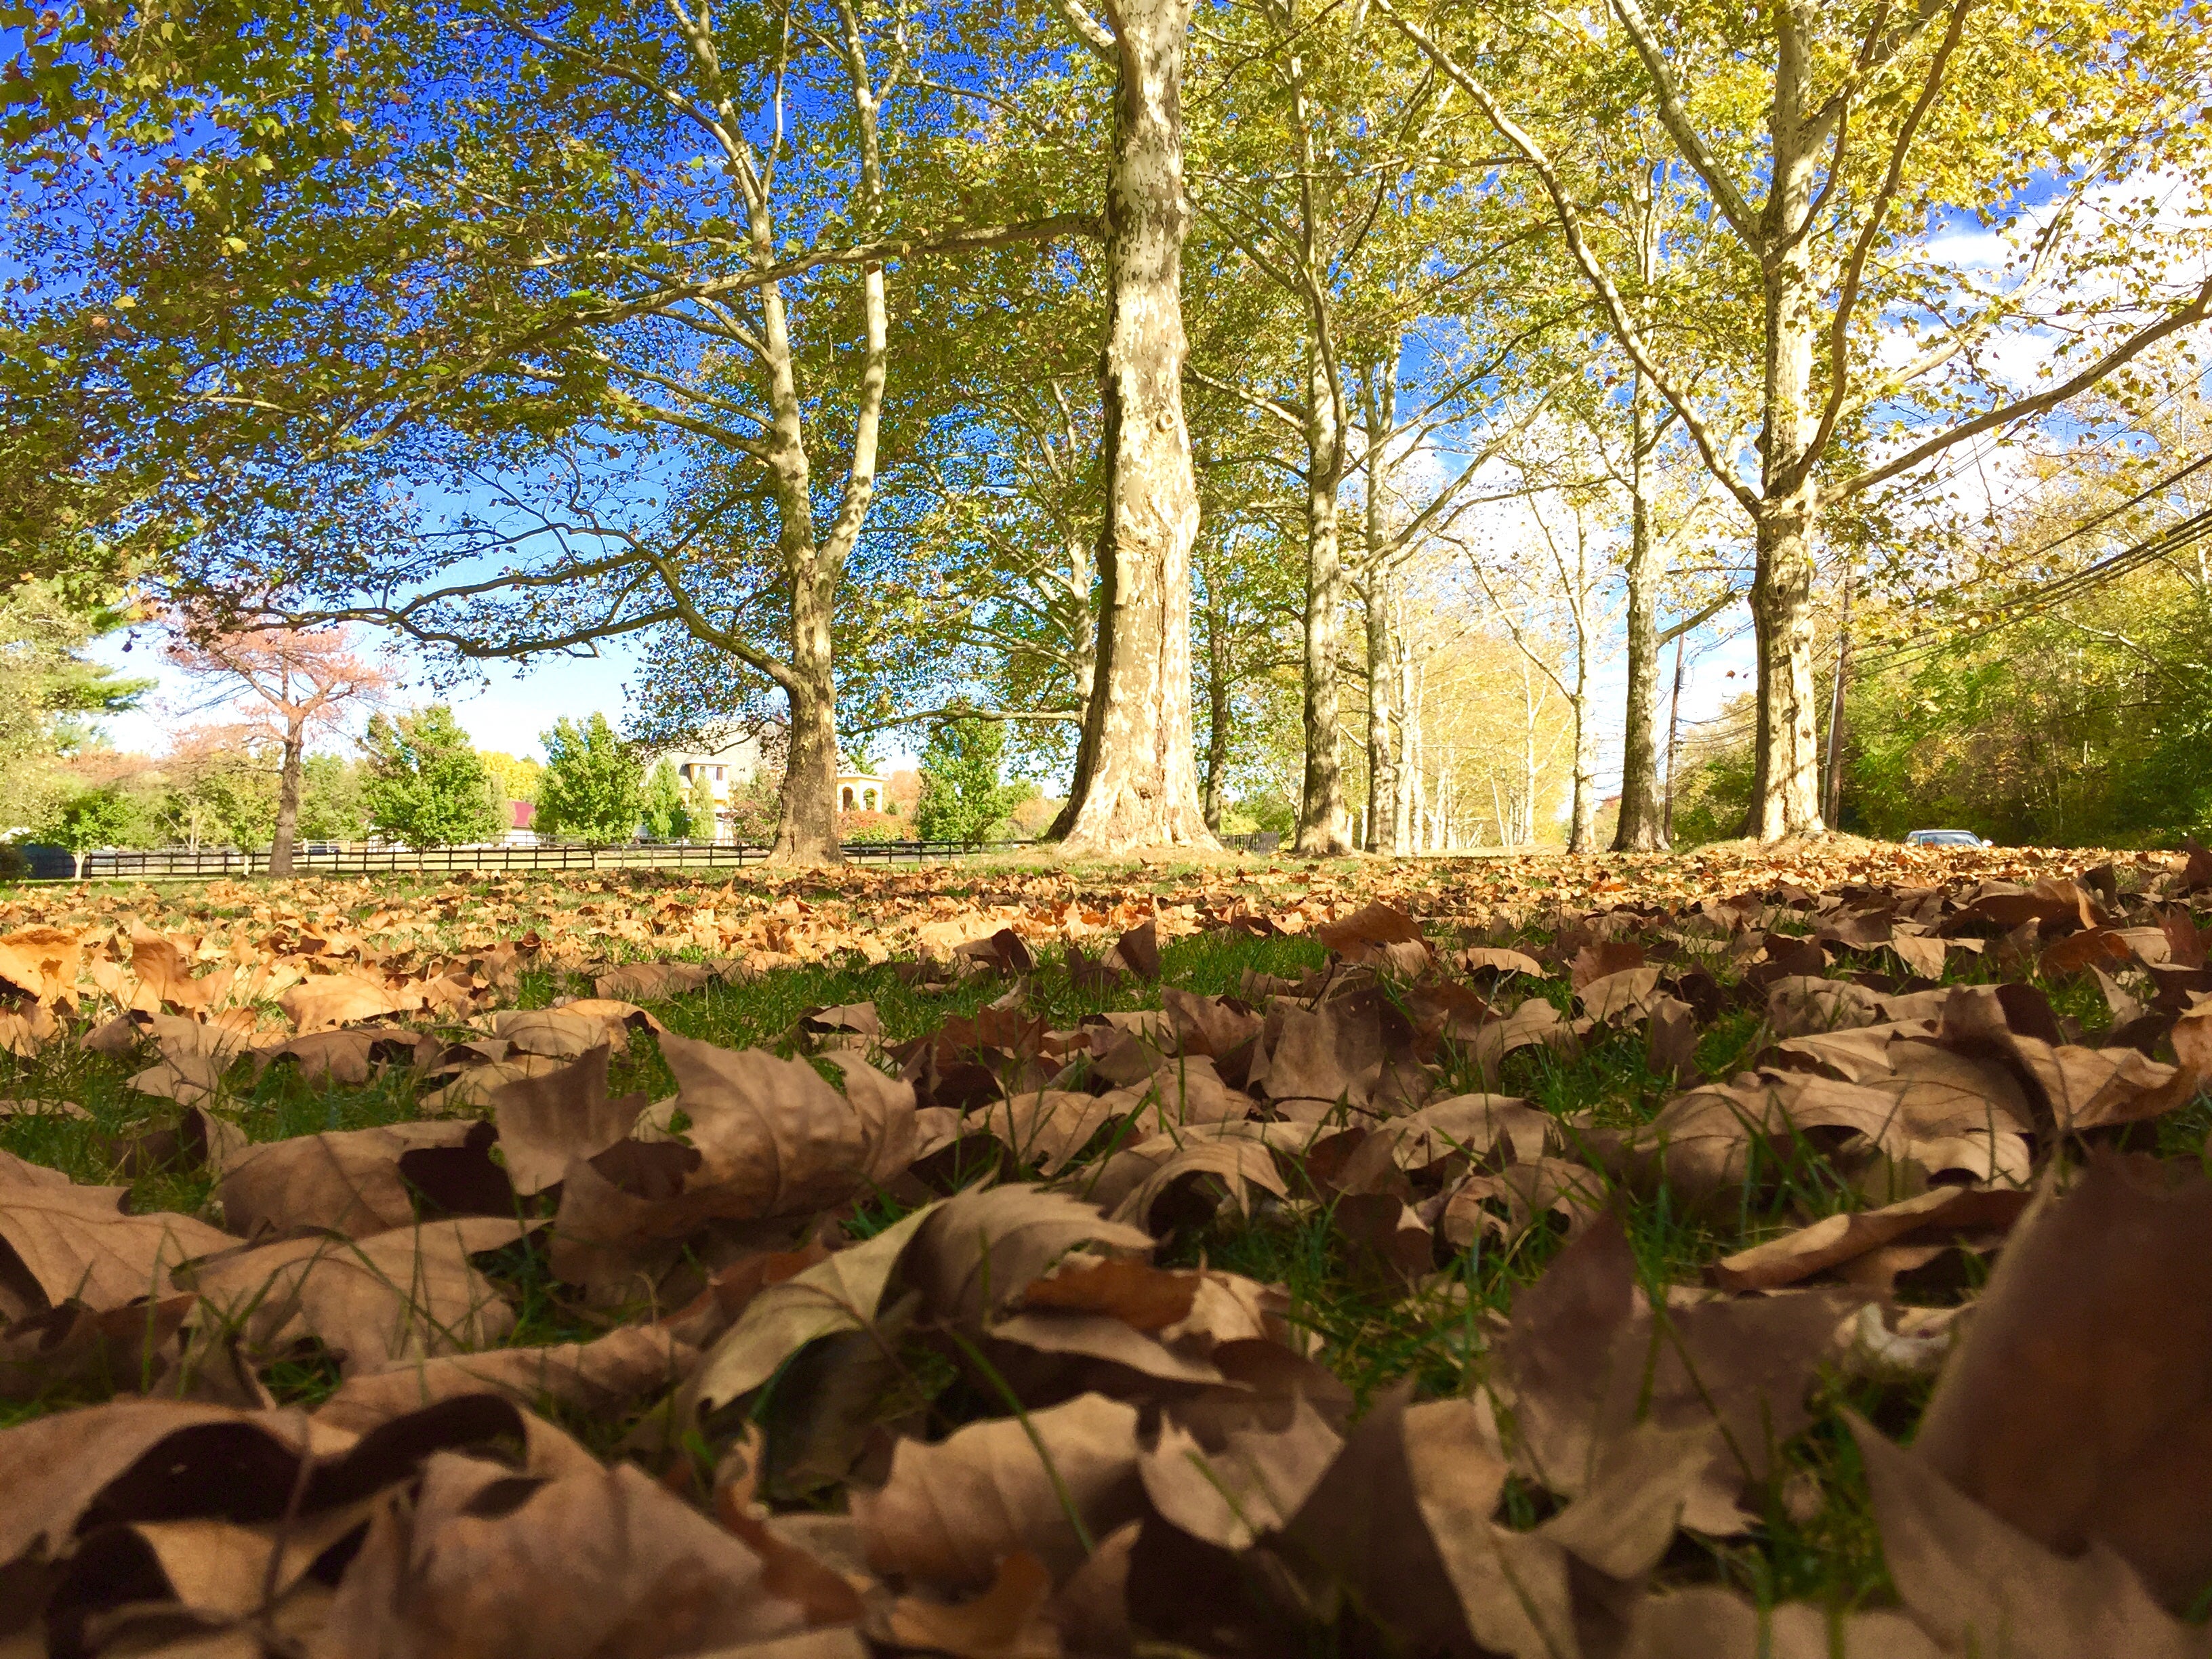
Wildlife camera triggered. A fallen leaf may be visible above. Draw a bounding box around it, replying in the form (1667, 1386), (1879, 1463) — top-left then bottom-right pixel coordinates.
(326, 1449), (811, 1657)
(0, 1164), (236, 1314)
(1713, 1186), (2030, 1292)
(176, 1217), (529, 1374)
(854, 1392), (1143, 1589)
(1850, 1414), (2203, 1658)
(1909, 1154), (2212, 1611)
(1139, 1393), (1341, 1549)
(219, 1120), (497, 1240)
(491, 1043), (648, 1196)
(316, 1324), (696, 1434)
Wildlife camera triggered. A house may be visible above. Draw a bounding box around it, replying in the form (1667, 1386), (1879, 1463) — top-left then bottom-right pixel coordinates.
(836, 770), (887, 813)
(502, 800), (538, 846)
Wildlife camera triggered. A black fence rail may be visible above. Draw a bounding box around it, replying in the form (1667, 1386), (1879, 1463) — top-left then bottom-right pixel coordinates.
(9, 838), (1048, 882)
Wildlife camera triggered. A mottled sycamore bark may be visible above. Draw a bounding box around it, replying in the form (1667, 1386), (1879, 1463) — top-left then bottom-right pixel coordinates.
(1056, 0), (1217, 857)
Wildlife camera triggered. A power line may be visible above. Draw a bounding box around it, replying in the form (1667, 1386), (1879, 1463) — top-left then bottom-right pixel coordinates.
(1859, 486), (2212, 672)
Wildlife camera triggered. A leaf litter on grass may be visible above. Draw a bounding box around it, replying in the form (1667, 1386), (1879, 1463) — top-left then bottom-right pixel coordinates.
(0, 844), (2208, 1654)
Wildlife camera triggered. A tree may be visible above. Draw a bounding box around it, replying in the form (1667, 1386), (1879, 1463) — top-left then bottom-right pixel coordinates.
(155, 726), (276, 851)
(1383, 0), (2212, 838)
(480, 753), (544, 808)
(0, 580), (150, 833)
(361, 708), (500, 848)
(686, 767), (720, 843)
(165, 623), (389, 876)
(35, 786), (144, 878)
(916, 720), (1025, 848)
(295, 753), (368, 844)
(640, 759), (691, 841)
(33, 0), (1099, 869)
(537, 715), (642, 844)
(1048, 0), (1219, 857)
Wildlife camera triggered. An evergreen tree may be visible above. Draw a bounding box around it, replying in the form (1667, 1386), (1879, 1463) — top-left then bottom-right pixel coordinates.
(914, 719), (1024, 848)
(537, 714), (643, 842)
(640, 758), (690, 840)
(361, 706), (501, 846)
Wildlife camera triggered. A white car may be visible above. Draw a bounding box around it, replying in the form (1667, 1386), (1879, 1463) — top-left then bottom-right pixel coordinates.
(1905, 828), (1984, 848)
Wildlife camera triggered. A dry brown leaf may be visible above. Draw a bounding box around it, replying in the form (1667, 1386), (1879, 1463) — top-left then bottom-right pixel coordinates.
(1489, 1216), (1855, 1528)
(218, 1120), (493, 1240)
(853, 1392), (1143, 1589)
(316, 1324), (696, 1434)
(176, 1217), (528, 1374)
(491, 1042), (647, 1196)
(325, 1449), (811, 1658)
(1909, 1154), (2212, 1612)
(1285, 1390), (1510, 1658)
(1850, 1414), (2204, 1659)
(1439, 1157), (1610, 1246)
(906, 1184), (1155, 1331)
(281, 971), (408, 1032)
(595, 960), (714, 1001)
(691, 1203), (942, 1411)
(1580, 964), (1664, 1026)
(0, 1165), (236, 1314)
(885, 1551), (1059, 1659)
(1098, 1134), (1289, 1231)
(1714, 1186), (2031, 1292)
(1139, 1393), (1341, 1549)
(665, 1033), (913, 1218)
(0, 925), (84, 1008)
(1618, 1586), (1944, 1658)
(0, 1293), (197, 1399)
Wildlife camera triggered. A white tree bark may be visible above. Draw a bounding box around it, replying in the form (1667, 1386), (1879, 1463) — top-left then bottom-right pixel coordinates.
(1055, 0), (1218, 858)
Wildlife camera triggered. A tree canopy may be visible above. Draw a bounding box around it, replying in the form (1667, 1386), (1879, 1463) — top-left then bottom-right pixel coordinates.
(7, 0), (2209, 855)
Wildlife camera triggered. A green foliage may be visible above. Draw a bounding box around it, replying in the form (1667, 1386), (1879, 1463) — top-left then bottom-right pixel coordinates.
(1845, 564), (2212, 846)
(33, 785), (144, 855)
(361, 708), (501, 848)
(1669, 695), (1757, 846)
(914, 719), (1025, 847)
(640, 758), (691, 840)
(537, 715), (642, 844)
(159, 745), (276, 850)
(837, 808), (900, 844)
(295, 754), (369, 843)
(685, 767), (719, 841)
(0, 582), (150, 830)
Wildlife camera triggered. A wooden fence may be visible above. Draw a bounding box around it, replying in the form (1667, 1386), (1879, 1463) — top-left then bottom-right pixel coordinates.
(12, 827), (1282, 882)
(9, 838), (1048, 882)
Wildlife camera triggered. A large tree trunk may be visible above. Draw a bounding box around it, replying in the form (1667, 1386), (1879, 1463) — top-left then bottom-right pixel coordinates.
(1058, 0), (1216, 859)
(1748, 493), (1824, 838)
(1295, 339), (1349, 855)
(269, 725), (305, 878)
(772, 569), (843, 863)
(1613, 380), (1668, 851)
(1747, 43), (1826, 840)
